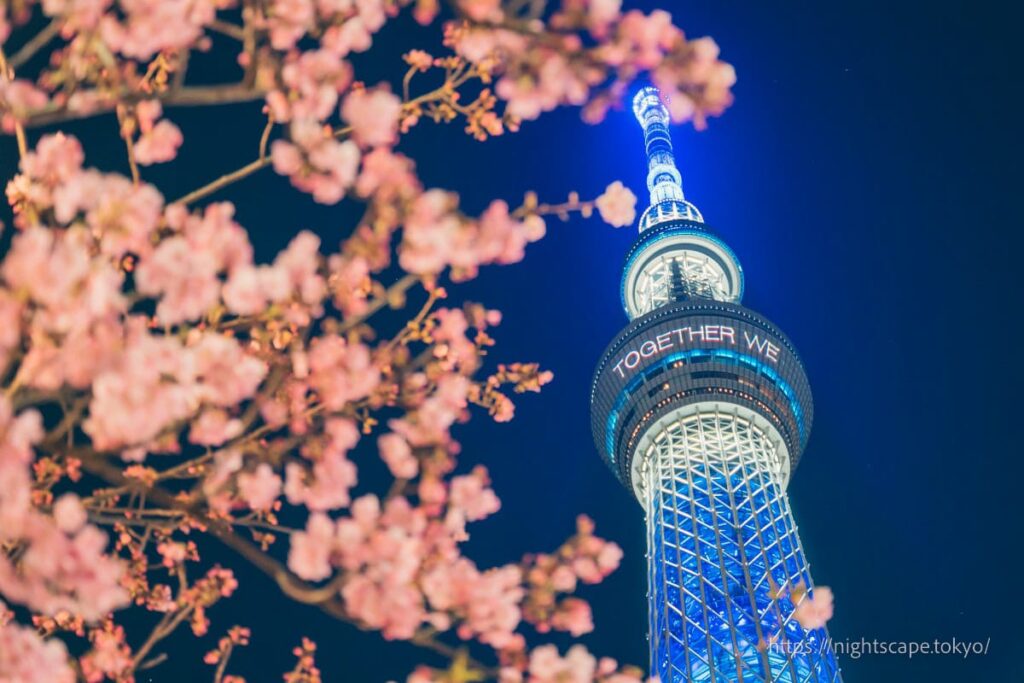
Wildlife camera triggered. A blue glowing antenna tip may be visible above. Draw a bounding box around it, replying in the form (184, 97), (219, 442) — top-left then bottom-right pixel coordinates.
(632, 86), (690, 218)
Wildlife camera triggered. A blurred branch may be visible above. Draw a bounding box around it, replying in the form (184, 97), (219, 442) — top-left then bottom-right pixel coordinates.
(8, 19), (61, 69)
(15, 84), (268, 130)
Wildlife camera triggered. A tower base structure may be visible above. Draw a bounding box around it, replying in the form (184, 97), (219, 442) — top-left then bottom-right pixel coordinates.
(591, 301), (841, 683)
(641, 406), (840, 682)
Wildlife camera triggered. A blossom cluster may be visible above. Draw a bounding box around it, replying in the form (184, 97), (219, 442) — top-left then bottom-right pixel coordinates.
(0, 0), (790, 681)
(0, 121), (634, 679)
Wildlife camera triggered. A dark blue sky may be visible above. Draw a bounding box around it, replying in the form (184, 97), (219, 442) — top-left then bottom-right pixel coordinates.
(2, 0), (1020, 680)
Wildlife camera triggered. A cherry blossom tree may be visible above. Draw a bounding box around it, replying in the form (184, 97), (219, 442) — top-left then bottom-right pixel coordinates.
(0, 0), (738, 680)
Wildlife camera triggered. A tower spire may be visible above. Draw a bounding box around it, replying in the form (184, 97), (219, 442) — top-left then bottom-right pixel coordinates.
(632, 87), (703, 229)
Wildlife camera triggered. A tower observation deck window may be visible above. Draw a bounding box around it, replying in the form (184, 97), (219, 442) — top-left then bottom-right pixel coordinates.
(634, 252), (732, 314)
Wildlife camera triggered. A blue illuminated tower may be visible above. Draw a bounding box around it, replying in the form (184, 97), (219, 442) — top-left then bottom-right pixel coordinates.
(590, 87), (842, 682)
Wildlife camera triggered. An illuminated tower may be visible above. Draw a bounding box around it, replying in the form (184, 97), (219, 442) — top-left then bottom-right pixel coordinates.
(590, 87), (842, 682)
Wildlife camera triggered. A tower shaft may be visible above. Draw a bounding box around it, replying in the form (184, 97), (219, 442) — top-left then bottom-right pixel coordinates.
(590, 87), (842, 682)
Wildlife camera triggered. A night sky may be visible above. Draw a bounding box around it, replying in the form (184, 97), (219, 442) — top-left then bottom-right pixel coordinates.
(2, 0), (1021, 680)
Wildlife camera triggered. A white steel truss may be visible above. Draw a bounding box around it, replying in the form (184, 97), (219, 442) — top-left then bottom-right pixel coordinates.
(640, 411), (841, 683)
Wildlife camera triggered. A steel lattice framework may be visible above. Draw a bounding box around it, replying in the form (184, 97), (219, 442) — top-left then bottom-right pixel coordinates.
(641, 412), (841, 683)
(632, 252), (733, 315)
(589, 86), (842, 682)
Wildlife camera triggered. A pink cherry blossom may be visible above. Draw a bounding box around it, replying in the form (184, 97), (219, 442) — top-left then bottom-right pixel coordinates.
(134, 119), (184, 165)
(341, 86), (403, 148)
(288, 512), (335, 581)
(0, 3), (746, 677)
(0, 6), (10, 44)
(265, 0), (316, 50)
(268, 230), (327, 307)
(528, 644), (596, 683)
(2, 227), (126, 334)
(83, 332), (198, 451)
(158, 541), (189, 567)
(98, 0), (218, 59)
(222, 264), (267, 315)
(286, 418), (360, 511)
(68, 174), (164, 258)
(550, 597), (593, 636)
(319, 0), (390, 56)
(793, 586), (835, 630)
(343, 574), (425, 640)
(332, 496), (436, 639)
(0, 620), (74, 683)
(40, 0), (111, 32)
(269, 49), (353, 123)
(495, 51), (592, 121)
(328, 254), (371, 316)
(22, 317), (124, 392)
(237, 463), (283, 511)
(449, 466), (500, 522)
(272, 122), (361, 204)
(188, 408), (244, 446)
(0, 401), (43, 538)
(422, 558), (523, 648)
(354, 147), (420, 200)
(431, 308), (478, 370)
(307, 335), (380, 410)
(164, 201), (254, 273)
(0, 291), (22, 370)
(134, 235), (221, 324)
(202, 448), (244, 512)
(0, 515), (128, 621)
(389, 373), (469, 447)
(0, 79), (48, 131)
(378, 432), (418, 479)
(611, 9), (681, 70)
(193, 332), (268, 407)
(652, 37), (736, 127)
(17, 132), (85, 189)
(595, 180), (637, 227)
(52, 494), (88, 534)
(79, 624), (133, 683)
(400, 194), (544, 280)
(586, 0), (622, 36)
(457, 0), (502, 22)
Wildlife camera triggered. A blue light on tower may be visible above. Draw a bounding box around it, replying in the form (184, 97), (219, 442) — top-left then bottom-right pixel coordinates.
(590, 87), (842, 682)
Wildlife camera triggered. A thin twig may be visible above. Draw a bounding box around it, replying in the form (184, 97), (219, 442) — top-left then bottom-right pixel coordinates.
(258, 116), (274, 159)
(9, 19), (62, 69)
(116, 105), (141, 184)
(208, 19), (246, 41)
(338, 274), (419, 334)
(172, 156), (270, 206)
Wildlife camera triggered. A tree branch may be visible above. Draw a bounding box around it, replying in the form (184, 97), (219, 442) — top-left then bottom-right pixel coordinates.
(8, 19), (62, 70)
(16, 84), (268, 130)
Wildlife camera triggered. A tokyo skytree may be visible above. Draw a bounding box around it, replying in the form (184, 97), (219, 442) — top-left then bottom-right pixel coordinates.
(589, 87), (842, 683)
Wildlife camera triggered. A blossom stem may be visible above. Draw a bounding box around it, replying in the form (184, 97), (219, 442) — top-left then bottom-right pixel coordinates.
(116, 105), (142, 184)
(338, 274), (420, 333)
(258, 116), (274, 159)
